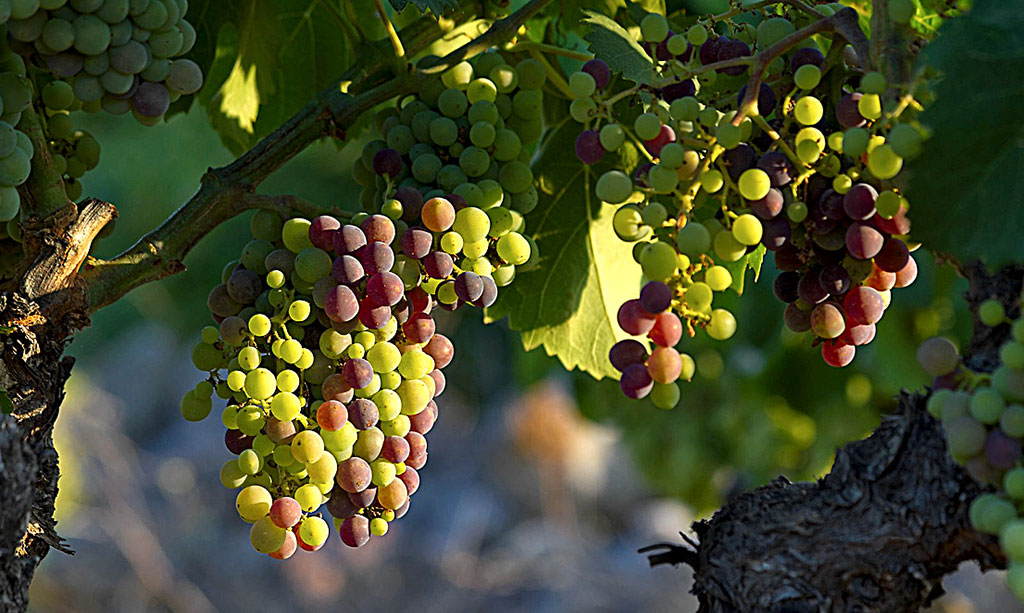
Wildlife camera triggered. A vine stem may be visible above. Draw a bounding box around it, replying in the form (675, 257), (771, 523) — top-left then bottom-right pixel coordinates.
(732, 7), (870, 126)
(80, 0), (555, 312)
(527, 49), (573, 99)
(373, 0), (405, 59)
(708, 0), (777, 22)
(505, 41), (593, 62)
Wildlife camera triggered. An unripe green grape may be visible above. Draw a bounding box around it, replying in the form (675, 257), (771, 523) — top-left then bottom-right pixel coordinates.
(599, 123), (625, 151)
(398, 379), (431, 415)
(569, 97), (596, 123)
(793, 64), (821, 90)
(926, 389), (952, 418)
(843, 127), (870, 157)
(1001, 341), (1024, 370)
(700, 170), (724, 193)
(371, 458), (397, 487)
(866, 144), (903, 180)
(640, 13), (669, 42)
(595, 170), (633, 204)
(220, 460), (247, 488)
(658, 143), (684, 169)
(497, 232), (531, 265)
(238, 346), (261, 370)
(276, 370), (300, 394)
(651, 382), (680, 409)
(438, 88), (468, 118)
(979, 299), (1006, 326)
(731, 214), (762, 246)
(860, 71), (887, 95)
(887, 123), (922, 158)
(613, 205), (649, 242)
(486, 206), (514, 237)
(634, 113), (661, 140)
(757, 16), (795, 48)
(714, 230), (746, 262)
(467, 78), (497, 104)
(888, 0), (914, 24)
(515, 59), (546, 90)
(295, 348), (315, 370)
(969, 388), (1005, 424)
(640, 241), (678, 281)
(675, 222), (710, 257)
(687, 24), (708, 45)
(236, 485), (272, 522)
(299, 516), (329, 548)
(398, 350), (434, 380)
(489, 64), (518, 93)
(249, 314), (271, 337)
(715, 123), (742, 149)
(685, 282), (712, 310)
(833, 174), (852, 194)
(705, 266), (732, 291)
(826, 132), (845, 153)
(737, 168), (770, 201)
(442, 61), (474, 90)
(180, 389), (212, 421)
(381, 415), (412, 437)
(666, 34), (688, 56)
(649, 164), (679, 194)
(245, 368), (277, 399)
(796, 139), (822, 164)
(641, 202), (668, 227)
(794, 96), (823, 126)
(857, 93), (882, 120)
(1014, 319), (1024, 342)
(697, 107), (719, 129)
(568, 71), (596, 99)
(238, 448), (261, 475)
(370, 517), (389, 536)
(706, 309), (736, 340)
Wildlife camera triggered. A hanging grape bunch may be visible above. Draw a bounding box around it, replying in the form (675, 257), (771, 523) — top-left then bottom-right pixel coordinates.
(565, 6), (924, 407)
(917, 297), (1024, 600)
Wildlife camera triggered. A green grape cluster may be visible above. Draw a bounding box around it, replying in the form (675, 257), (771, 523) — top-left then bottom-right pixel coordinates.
(578, 5), (926, 406)
(2, 0), (204, 125)
(0, 44), (35, 262)
(921, 297), (1024, 600)
(186, 210), (448, 555)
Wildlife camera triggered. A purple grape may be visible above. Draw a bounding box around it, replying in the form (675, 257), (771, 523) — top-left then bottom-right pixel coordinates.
(227, 269), (261, 304)
(422, 251), (453, 279)
(401, 227), (433, 259)
(609, 339), (648, 371)
(454, 271), (484, 302)
(843, 286), (884, 325)
(342, 358), (374, 390)
(326, 492), (359, 519)
(875, 238), (910, 273)
(836, 93), (866, 128)
(819, 189), (845, 220)
(818, 264), (851, 296)
(620, 363), (654, 399)
(367, 271), (403, 306)
(325, 284), (359, 322)
(359, 242), (395, 275)
(332, 254), (364, 285)
(774, 245), (802, 271)
(633, 162), (653, 189)
(372, 148), (402, 176)
(617, 299), (656, 335)
(750, 188), (784, 219)
(761, 216), (790, 250)
(132, 81), (170, 117)
(661, 79), (697, 102)
(737, 82), (776, 116)
(643, 124), (676, 157)
(798, 271), (829, 305)
(333, 225), (367, 254)
(773, 271), (800, 303)
(359, 297), (392, 329)
(986, 429), (1022, 469)
(840, 323), (876, 346)
(361, 214), (395, 244)
(812, 231), (848, 255)
(45, 53), (84, 78)
(394, 186), (424, 224)
(724, 144), (757, 181)
(783, 303), (812, 332)
(347, 398), (379, 429)
(805, 174), (831, 208)
(843, 183), (878, 220)
(582, 58), (611, 89)
(846, 223), (885, 260)
(699, 38), (722, 65)
(716, 39), (751, 76)
(340, 515), (371, 548)
(654, 30), (676, 60)
(310, 215), (341, 250)
(225, 429), (253, 454)
(757, 152), (792, 187)
(575, 130), (604, 165)
(639, 281), (672, 314)
(471, 276), (498, 308)
(790, 47), (824, 71)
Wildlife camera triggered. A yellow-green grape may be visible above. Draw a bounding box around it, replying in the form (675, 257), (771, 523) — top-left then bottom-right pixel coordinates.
(701, 169), (724, 193)
(843, 128), (870, 157)
(250, 516), (287, 554)
(716, 123), (743, 149)
(220, 460), (247, 488)
(355, 330), (376, 349)
(266, 269), (285, 289)
(398, 379), (431, 415)
(659, 143), (685, 168)
(295, 483), (323, 512)
(685, 282), (713, 310)
(793, 64), (821, 90)
(796, 139), (822, 164)
(599, 123), (626, 151)
(292, 430), (325, 464)
(731, 214), (762, 246)
(714, 230), (746, 262)
(669, 97), (701, 121)
(441, 231), (463, 254)
(298, 517), (329, 549)
(634, 112), (662, 140)
(200, 326), (219, 344)
(381, 198), (403, 220)
(707, 309), (737, 340)
(236, 406), (265, 436)
(279, 339), (303, 364)
(271, 391), (301, 421)
(705, 266), (732, 291)
(371, 458), (397, 487)
(613, 205), (649, 242)
(641, 241), (678, 282)
(238, 346), (260, 370)
(569, 98), (596, 123)
(867, 144), (903, 180)
(979, 300), (1006, 326)
(650, 381), (680, 409)
(236, 485), (272, 522)
(497, 232), (531, 265)
(970, 388), (1005, 424)
(486, 207), (514, 238)
(796, 127), (824, 148)
(370, 517), (389, 536)
(221, 405), (239, 429)
(680, 353), (696, 381)
(640, 13), (669, 42)
(282, 218), (313, 253)
(322, 422), (358, 452)
(738, 168), (771, 201)
(833, 174), (853, 194)
(277, 370), (300, 393)
(180, 390), (212, 421)
(568, 71), (596, 99)
(238, 449), (261, 475)
(641, 202), (668, 227)
(888, 123), (922, 158)
(296, 348), (314, 371)
(347, 343), (366, 359)
(867, 135), (886, 154)
(381, 415), (411, 437)
(373, 389), (403, 421)
(249, 314), (271, 337)
(398, 350), (434, 380)
(826, 132), (844, 152)
(466, 257), (493, 276)
(794, 96), (823, 126)
(252, 434), (275, 457)
(1002, 342), (1024, 370)
(595, 170), (633, 204)
(857, 93), (882, 120)
(288, 300), (311, 322)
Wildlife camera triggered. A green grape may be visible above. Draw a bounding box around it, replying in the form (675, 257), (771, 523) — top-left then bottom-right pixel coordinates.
(1002, 404), (1024, 437)
(705, 266), (732, 291)
(707, 309), (737, 340)
(0, 149), (30, 187)
(666, 34), (688, 56)
(398, 379), (431, 415)
(442, 61), (474, 89)
(568, 71), (596, 99)
(649, 164), (678, 193)
(498, 161), (532, 194)
(236, 485), (272, 522)
(658, 143), (684, 169)
(380, 415), (412, 437)
(833, 174), (852, 194)
(634, 113), (661, 140)
(228, 369), (247, 392)
(640, 241), (677, 281)
(294, 248), (331, 283)
(489, 64), (518, 93)
(279, 339), (304, 364)
(238, 448), (261, 475)
(487, 206), (514, 237)
(180, 389), (212, 421)
(249, 314), (271, 337)
(367, 342), (401, 373)
(277, 370), (300, 393)
(295, 349), (314, 370)
(1002, 342), (1024, 370)
(793, 64), (821, 90)
(452, 206), (490, 242)
(220, 460), (247, 488)
(467, 78), (497, 104)
(1006, 468), (1024, 501)
(700, 170), (724, 193)
(299, 516), (329, 548)
(715, 123), (742, 149)
(640, 13), (669, 42)
(737, 168), (770, 201)
(245, 368), (277, 400)
(515, 59), (546, 90)
(238, 346), (261, 370)
(641, 202), (668, 227)
(675, 222), (711, 257)
(651, 382), (680, 409)
(827, 132), (845, 152)
(459, 146), (491, 177)
(307, 453), (338, 485)
(251, 209), (283, 242)
(887, 123), (922, 158)
(429, 116), (458, 147)
(843, 128), (870, 157)
(796, 139), (822, 164)
(670, 97), (701, 122)
(757, 17), (795, 48)
(595, 170), (633, 204)
(371, 458), (397, 487)
(714, 230), (746, 262)
(687, 24), (708, 45)
(281, 218), (312, 253)
(1003, 520), (1024, 562)
(469, 121), (496, 148)
(291, 430), (325, 464)
(438, 88), (468, 118)
(970, 494), (1017, 534)
(1015, 319), (1024, 342)
(493, 128), (521, 161)
(979, 299), (1006, 326)
(613, 205), (649, 242)
(685, 282), (712, 310)
(398, 350), (434, 380)
(599, 123), (625, 151)
(370, 517), (389, 536)
(970, 388), (1005, 424)
(271, 391), (301, 421)
(496, 232), (530, 265)
(857, 93), (882, 120)
(888, 0), (914, 23)
(926, 389), (952, 418)
(42, 80), (75, 110)
(867, 144), (903, 180)
(569, 98), (596, 123)
(794, 96), (823, 126)
(698, 107), (720, 129)
(860, 71), (887, 95)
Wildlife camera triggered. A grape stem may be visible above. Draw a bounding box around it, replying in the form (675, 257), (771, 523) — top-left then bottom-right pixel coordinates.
(749, 114), (802, 168)
(80, 0), (556, 312)
(601, 84), (641, 109)
(505, 41), (594, 62)
(527, 49), (574, 99)
(708, 0), (779, 23)
(732, 8), (870, 126)
(678, 143), (724, 222)
(373, 0), (406, 60)
(619, 124), (655, 163)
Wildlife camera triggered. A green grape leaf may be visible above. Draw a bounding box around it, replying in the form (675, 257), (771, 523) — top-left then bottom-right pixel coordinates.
(485, 117), (644, 380)
(188, 0), (357, 155)
(582, 10), (656, 86)
(721, 244), (765, 294)
(0, 387), (12, 415)
(904, 0), (1024, 268)
(388, 0), (460, 13)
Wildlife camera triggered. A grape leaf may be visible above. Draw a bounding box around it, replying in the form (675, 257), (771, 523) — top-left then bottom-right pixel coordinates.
(904, 0), (1024, 268)
(721, 244), (765, 294)
(582, 10), (656, 86)
(388, 0), (460, 13)
(485, 118), (644, 380)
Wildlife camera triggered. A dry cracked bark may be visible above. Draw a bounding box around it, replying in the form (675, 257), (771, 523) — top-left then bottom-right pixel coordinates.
(643, 263), (1023, 612)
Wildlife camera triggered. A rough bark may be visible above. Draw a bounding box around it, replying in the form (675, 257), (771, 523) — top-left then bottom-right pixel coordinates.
(643, 263), (1023, 612)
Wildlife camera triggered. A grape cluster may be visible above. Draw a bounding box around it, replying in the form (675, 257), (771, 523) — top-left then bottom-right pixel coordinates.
(569, 8), (923, 405)
(2, 0), (204, 124)
(0, 46), (35, 269)
(186, 210), (450, 555)
(920, 299), (1024, 600)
